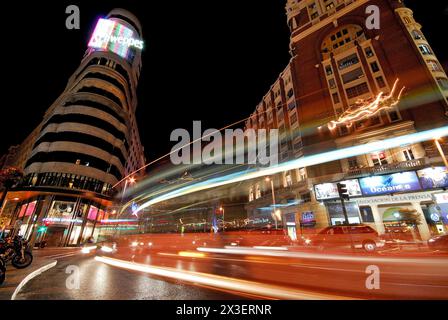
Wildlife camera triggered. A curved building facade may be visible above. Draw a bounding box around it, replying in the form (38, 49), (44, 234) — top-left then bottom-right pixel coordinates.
(0, 9), (146, 246)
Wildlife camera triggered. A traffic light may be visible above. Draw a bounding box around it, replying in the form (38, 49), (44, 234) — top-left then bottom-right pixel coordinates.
(337, 182), (350, 201)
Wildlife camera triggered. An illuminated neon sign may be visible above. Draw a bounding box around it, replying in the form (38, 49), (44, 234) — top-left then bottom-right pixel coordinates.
(359, 172), (421, 196)
(88, 18), (143, 58)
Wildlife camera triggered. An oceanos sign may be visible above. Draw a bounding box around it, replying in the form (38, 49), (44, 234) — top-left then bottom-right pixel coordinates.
(359, 172), (421, 196)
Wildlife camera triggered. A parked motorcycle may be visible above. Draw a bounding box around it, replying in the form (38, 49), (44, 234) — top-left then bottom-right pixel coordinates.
(0, 235), (33, 269)
(0, 258), (5, 285)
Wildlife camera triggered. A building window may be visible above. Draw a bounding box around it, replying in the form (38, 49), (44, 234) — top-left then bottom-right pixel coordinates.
(298, 168), (307, 181)
(370, 62), (380, 73)
(403, 16), (411, 24)
(255, 184), (261, 199)
(402, 148), (415, 161)
(328, 78), (336, 89)
(347, 157), (359, 169)
(428, 60), (441, 72)
(338, 53), (360, 70)
(372, 151), (388, 166)
(342, 67), (364, 84)
(325, 65), (333, 76)
(311, 12), (319, 20)
(388, 110), (401, 122)
(345, 82), (370, 99)
(412, 30), (423, 40)
(419, 44), (432, 55)
(332, 92), (340, 104)
(365, 47), (374, 58)
(290, 113), (298, 124)
(285, 173), (293, 186)
(339, 126), (349, 136)
(249, 187), (254, 202)
(326, 2), (335, 11)
(376, 76), (386, 88)
(437, 78), (448, 91)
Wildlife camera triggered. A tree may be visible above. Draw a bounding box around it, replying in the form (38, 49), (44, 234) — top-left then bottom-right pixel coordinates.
(397, 208), (422, 225)
(0, 166), (23, 212)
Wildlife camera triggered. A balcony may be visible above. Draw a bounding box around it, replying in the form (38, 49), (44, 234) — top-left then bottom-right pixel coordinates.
(346, 158), (428, 177)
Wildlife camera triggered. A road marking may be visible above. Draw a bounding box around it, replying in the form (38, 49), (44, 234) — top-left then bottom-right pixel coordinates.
(95, 255), (358, 300)
(43, 251), (80, 259)
(11, 260), (58, 300)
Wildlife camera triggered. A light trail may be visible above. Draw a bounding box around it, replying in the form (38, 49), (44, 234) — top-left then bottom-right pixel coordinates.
(196, 247), (448, 266)
(94, 255), (356, 300)
(133, 126), (448, 214)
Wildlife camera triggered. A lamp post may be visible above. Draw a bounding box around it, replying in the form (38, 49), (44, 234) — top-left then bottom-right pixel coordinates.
(121, 177), (136, 202)
(219, 206), (225, 231)
(435, 138), (448, 168)
(265, 177), (278, 229)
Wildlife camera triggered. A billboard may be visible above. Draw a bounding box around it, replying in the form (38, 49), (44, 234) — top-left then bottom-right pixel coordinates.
(417, 166), (448, 189)
(359, 171), (421, 196)
(314, 179), (362, 200)
(88, 18), (143, 59)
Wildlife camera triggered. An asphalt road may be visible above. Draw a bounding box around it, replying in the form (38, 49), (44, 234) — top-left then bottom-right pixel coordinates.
(13, 243), (448, 300)
(15, 253), (242, 300)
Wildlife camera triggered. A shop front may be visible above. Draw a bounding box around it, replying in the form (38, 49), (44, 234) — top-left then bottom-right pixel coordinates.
(313, 168), (448, 241)
(3, 192), (112, 247)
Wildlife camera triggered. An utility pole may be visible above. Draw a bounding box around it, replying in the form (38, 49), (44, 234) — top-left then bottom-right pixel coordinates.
(337, 182), (354, 251)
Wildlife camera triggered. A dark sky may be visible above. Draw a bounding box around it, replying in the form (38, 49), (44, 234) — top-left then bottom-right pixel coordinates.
(1, 0), (446, 163)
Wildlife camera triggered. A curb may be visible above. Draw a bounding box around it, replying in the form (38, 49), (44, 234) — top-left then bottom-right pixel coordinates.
(11, 260), (58, 300)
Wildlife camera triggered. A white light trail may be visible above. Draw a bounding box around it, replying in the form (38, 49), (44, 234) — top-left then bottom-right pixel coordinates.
(328, 79), (405, 130)
(196, 247), (448, 265)
(133, 126), (448, 214)
(94, 256), (355, 299)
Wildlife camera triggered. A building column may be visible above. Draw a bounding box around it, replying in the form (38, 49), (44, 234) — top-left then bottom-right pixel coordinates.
(370, 205), (385, 235)
(411, 202), (431, 241)
(28, 195), (53, 250)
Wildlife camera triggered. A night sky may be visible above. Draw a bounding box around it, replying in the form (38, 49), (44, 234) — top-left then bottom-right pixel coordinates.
(1, 1), (446, 164)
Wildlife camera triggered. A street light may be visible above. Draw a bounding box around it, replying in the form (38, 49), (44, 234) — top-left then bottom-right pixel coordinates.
(121, 177), (136, 202)
(265, 177), (278, 229)
(219, 206), (225, 231)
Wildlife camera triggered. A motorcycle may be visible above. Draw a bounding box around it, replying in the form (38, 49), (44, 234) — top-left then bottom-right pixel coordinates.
(0, 235), (33, 269)
(0, 258), (5, 285)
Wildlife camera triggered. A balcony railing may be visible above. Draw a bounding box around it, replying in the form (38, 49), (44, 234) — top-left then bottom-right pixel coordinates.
(346, 158), (427, 177)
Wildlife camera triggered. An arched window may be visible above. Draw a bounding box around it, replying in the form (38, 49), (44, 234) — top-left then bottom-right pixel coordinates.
(321, 25), (365, 59)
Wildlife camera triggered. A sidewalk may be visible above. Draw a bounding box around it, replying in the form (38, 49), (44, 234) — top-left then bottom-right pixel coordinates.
(0, 257), (57, 300)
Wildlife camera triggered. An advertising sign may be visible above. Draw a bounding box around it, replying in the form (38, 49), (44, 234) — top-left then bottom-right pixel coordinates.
(417, 166), (448, 189)
(314, 179), (362, 200)
(300, 211), (316, 227)
(88, 18), (144, 59)
(359, 171), (421, 196)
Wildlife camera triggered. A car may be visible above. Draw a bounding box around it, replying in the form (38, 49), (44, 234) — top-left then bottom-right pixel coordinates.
(303, 224), (385, 253)
(428, 234), (448, 251)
